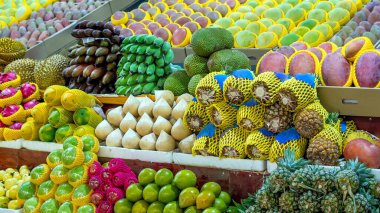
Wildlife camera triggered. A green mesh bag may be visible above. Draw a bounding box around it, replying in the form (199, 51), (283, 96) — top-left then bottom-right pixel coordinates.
(278, 73), (317, 112)
(183, 100), (209, 132)
(246, 128), (276, 160)
(269, 128), (308, 162)
(207, 101), (237, 130)
(219, 127), (250, 159)
(251, 72), (291, 106)
(192, 123), (224, 156)
(222, 69), (255, 106)
(195, 71), (228, 106)
(236, 100), (266, 132)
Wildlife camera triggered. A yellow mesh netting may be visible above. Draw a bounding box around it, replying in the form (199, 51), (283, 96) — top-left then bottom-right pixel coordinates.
(219, 127), (249, 159)
(44, 85), (69, 106)
(30, 164), (50, 185)
(207, 102), (237, 130)
(68, 166), (89, 187)
(195, 71), (226, 106)
(222, 76), (254, 106)
(183, 101), (209, 132)
(0, 75), (21, 90)
(1, 105), (26, 125)
(0, 128), (4, 140)
(269, 128), (308, 162)
(353, 49), (380, 88)
(37, 182), (57, 201)
(245, 129), (276, 160)
(0, 89), (23, 107)
(278, 76), (317, 112)
(192, 127), (224, 156)
(49, 106), (74, 128)
(237, 104), (266, 132)
(72, 189), (93, 206)
(50, 168), (69, 185)
(55, 188), (73, 204)
(3, 128), (23, 140)
(312, 124), (343, 154)
(341, 120), (357, 146)
(31, 103), (51, 124)
(342, 37), (374, 62)
(343, 130), (378, 150)
(61, 89), (102, 111)
(251, 72), (287, 106)
(73, 107), (103, 128)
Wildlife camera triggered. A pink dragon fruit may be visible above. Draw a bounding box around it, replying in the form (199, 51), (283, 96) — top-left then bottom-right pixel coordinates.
(0, 88), (17, 99)
(97, 201), (113, 213)
(23, 99), (40, 110)
(113, 172), (131, 187)
(106, 187), (124, 203)
(3, 72), (17, 82)
(88, 175), (103, 190)
(124, 176), (138, 190)
(102, 181), (112, 192)
(20, 83), (36, 98)
(2, 105), (20, 117)
(91, 190), (105, 206)
(102, 168), (112, 180)
(0, 74), (4, 84)
(10, 122), (23, 130)
(89, 161), (103, 177)
(108, 158), (133, 174)
(0, 121), (7, 128)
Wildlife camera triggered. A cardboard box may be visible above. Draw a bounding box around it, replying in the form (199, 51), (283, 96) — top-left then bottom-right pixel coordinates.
(317, 86), (380, 117)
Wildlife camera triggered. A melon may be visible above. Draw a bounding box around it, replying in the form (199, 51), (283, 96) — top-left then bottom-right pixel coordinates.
(353, 50), (380, 88)
(321, 53), (352, 86)
(257, 52), (287, 74)
(287, 51), (318, 76)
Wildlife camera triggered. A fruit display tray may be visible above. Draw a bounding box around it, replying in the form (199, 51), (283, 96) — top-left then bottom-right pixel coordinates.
(0, 208), (23, 213)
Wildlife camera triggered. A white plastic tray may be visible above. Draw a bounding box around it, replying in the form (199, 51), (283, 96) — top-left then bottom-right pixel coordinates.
(98, 146), (173, 163)
(22, 141), (62, 152)
(0, 140), (22, 149)
(0, 208), (23, 213)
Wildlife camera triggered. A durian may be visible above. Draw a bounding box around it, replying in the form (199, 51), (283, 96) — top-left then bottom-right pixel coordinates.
(0, 38), (26, 63)
(34, 54), (68, 89)
(4, 58), (36, 83)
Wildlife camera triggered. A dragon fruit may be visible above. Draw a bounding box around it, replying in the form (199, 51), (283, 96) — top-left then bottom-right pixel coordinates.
(2, 72), (17, 82)
(102, 181), (112, 192)
(102, 168), (112, 180)
(2, 105), (20, 117)
(89, 161), (103, 177)
(0, 88), (17, 99)
(88, 175), (103, 190)
(108, 158), (133, 174)
(20, 83), (36, 98)
(0, 121), (7, 128)
(23, 99), (40, 110)
(91, 190), (105, 206)
(97, 201), (113, 213)
(106, 187), (124, 203)
(10, 122), (23, 130)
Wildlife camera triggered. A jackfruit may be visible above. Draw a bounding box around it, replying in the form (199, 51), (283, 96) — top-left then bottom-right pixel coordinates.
(163, 71), (191, 96)
(184, 54), (209, 77)
(34, 54), (69, 89)
(4, 58), (36, 83)
(191, 28), (234, 57)
(207, 49), (250, 72)
(188, 74), (207, 96)
(0, 38), (26, 64)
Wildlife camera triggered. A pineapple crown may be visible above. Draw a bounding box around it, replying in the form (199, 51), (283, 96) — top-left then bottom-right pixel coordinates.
(275, 128), (301, 144)
(359, 188), (379, 208)
(294, 73), (317, 88)
(277, 148), (310, 172)
(342, 158), (375, 187)
(196, 123), (217, 139)
(231, 69), (255, 80)
(214, 74), (228, 91)
(273, 72), (291, 82)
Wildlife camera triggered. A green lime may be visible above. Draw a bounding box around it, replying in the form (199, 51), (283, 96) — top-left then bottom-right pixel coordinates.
(143, 183), (160, 203)
(196, 190), (215, 210)
(203, 207), (221, 213)
(114, 198), (133, 213)
(173, 170), (197, 190)
(213, 198), (227, 212)
(158, 185), (179, 204)
(147, 201), (165, 213)
(201, 182), (222, 197)
(184, 206), (202, 213)
(163, 201), (182, 213)
(138, 168), (156, 186)
(126, 183), (143, 202)
(155, 168), (174, 187)
(178, 187), (199, 208)
(132, 200), (149, 213)
(218, 191), (231, 206)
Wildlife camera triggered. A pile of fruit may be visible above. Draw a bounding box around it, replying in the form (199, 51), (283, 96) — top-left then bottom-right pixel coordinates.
(332, 1), (380, 46)
(63, 20), (121, 94)
(234, 150), (380, 213)
(87, 158), (138, 212)
(21, 134), (100, 213)
(0, 0), (105, 48)
(121, 168), (233, 212)
(96, 91), (197, 153)
(0, 38), (26, 72)
(257, 36), (380, 88)
(214, 0), (368, 48)
(32, 85), (103, 143)
(0, 165), (31, 210)
(115, 34), (174, 96)
(164, 27), (250, 96)
(0, 72), (41, 141)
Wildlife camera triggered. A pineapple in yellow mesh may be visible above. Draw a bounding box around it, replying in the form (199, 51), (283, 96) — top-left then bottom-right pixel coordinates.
(207, 101), (237, 130)
(195, 71), (228, 106)
(278, 73), (317, 112)
(222, 69), (255, 106)
(236, 99), (266, 132)
(61, 89), (102, 111)
(251, 72), (291, 106)
(219, 127), (250, 159)
(192, 123), (224, 156)
(183, 100), (208, 132)
(269, 128), (308, 162)
(340, 120), (357, 147)
(246, 128), (276, 160)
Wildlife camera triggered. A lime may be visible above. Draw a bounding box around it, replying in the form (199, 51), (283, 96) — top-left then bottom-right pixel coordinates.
(184, 206), (202, 213)
(126, 183), (143, 202)
(163, 201), (182, 213)
(179, 187), (199, 208)
(218, 191), (231, 205)
(39, 123), (57, 142)
(203, 207), (221, 213)
(196, 190), (215, 209)
(213, 198), (227, 212)
(155, 169), (174, 187)
(201, 182), (222, 197)
(158, 185), (180, 204)
(147, 201), (165, 213)
(173, 170), (197, 190)
(143, 183), (160, 203)
(114, 198), (133, 213)
(132, 200), (149, 213)
(57, 201), (75, 213)
(40, 198), (59, 213)
(138, 168), (156, 186)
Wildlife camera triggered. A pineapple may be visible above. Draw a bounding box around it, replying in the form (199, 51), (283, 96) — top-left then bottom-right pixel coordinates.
(294, 101), (328, 139)
(289, 166), (316, 193)
(222, 70), (255, 106)
(255, 186), (277, 210)
(298, 191), (320, 212)
(195, 71), (226, 106)
(279, 191), (298, 212)
(245, 204), (265, 213)
(321, 191), (342, 213)
(251, 72), (290, 106)
(183, 101), (208, 132)
(343, 159), (374, 189)
(367, 179), (380, 199)
(264, 102), (292, 133)
(312, 167), (337, 194)
(343, 193), (370, 213)
(335, 170), (360, 201)
(306, 136), (340, 166)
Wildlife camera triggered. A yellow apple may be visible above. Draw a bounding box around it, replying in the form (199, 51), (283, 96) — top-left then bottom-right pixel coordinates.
(0, 186), (4, 197)
(22, 175), (30, 182)
(5, 168), (15, 175)
(0, 170), (5, 181)
(13, 172), (21, 180)
(2, 173), (12, 181)
(8, 199), (22, 209)
(19, 165), (28, 171)
(8, 185), (18, 199)
(4, 178), (17, 190)
(0, 196), (9, 208)
(20, 169), (30, 176)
